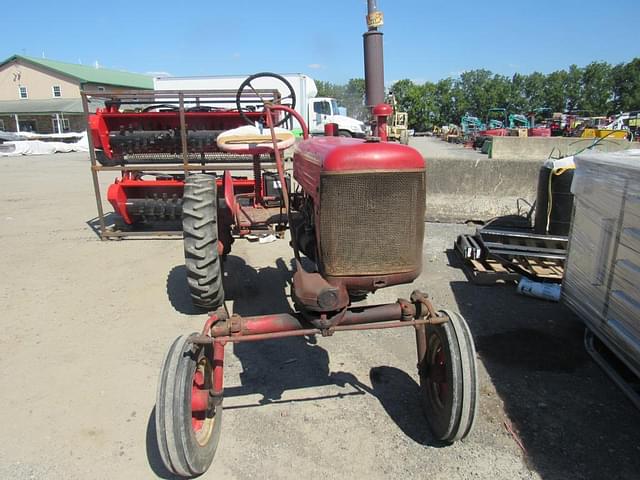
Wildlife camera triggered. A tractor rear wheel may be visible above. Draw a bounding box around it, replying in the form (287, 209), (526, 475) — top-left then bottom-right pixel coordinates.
(419, 309), (478, 443)
(182, 173), (224, 310)
(156, 334), (223, 477)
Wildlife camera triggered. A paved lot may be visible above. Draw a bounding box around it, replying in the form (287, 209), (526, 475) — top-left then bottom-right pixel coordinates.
(0, 152), (639, 479)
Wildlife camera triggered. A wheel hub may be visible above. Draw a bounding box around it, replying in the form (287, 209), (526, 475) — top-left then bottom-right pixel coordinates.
(191, 357), (216, 445)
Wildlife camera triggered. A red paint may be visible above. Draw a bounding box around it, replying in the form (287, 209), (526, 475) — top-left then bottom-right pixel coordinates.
(106, 175), (184, 224)
(191, 369), (209, 432)
(212, 342), (225, 397)
(372, 103), (393, 141)
(324, 123), (338, 136)
(89, 109), (268, 159)
(479, 128), (508, 137)
(293, 137), (425, 201)
(106, 174), (256, 225)
(239, 314), (304, 335)
(528, 127), (551, 137)
(88, 113), (111, 154)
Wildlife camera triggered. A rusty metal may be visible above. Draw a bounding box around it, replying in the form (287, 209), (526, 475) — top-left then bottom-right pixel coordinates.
(363, 3), (385, 108)
(415, 323), (427, 369)
(83, 92), (108, 240)
(211, 340), (225, 405)
(253, 154), (263, 206)
(292, 260), (350, 312)
(193, 317), (436, 345)
(318, 171), (426, 278)
(410, 290), (448, 324)
(196, 299), (435, 346)
(339, 303), (404, 325)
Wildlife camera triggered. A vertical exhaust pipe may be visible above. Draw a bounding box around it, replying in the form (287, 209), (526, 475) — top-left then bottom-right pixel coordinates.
(363, 0), (385, 109)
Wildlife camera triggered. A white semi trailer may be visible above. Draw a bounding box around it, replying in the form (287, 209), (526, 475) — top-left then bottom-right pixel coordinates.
(153, 74), (367, 138)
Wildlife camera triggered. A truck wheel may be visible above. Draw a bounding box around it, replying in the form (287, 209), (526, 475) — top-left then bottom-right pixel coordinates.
(182, 174), (225, 310)
(156, 334), (223, 477)
(418, 310), (478, 443)
(338, 130), (352, 137)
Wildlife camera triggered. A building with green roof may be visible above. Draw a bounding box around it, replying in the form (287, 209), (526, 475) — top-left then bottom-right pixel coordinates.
(0, 54), (152, 134)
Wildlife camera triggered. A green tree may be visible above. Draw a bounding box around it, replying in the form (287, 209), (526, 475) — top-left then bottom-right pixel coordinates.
(581, 61), (613, 115)
(612, 58), (640, 112)
(343, 78), (367, 121)
(523, 72), (546, 110)
(434, 78), (456, 126)
(508, 73), (528, 113)
(543, 70), (568, 112)
(565, 64), (583, 112)
(317, 57), (640, 128)
(455, 69), (493, 117)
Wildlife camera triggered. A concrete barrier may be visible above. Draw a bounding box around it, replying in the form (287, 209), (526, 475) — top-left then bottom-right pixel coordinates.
(425, 156), (541, 222)
(489, 136), (631, 160)
(406, 137), (543, 222)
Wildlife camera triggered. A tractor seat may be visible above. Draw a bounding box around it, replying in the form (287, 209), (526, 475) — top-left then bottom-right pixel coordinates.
(217, 125), (295, 155)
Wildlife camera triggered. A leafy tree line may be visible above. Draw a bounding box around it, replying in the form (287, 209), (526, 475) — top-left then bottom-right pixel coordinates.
(317, 58), (640, 131)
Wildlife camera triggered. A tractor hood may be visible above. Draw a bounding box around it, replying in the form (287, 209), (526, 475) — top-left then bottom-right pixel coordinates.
(293, 136), (425, 173)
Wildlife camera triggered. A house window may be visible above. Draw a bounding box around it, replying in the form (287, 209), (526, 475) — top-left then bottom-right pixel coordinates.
(52, 117), (71, 133)
(0, 119), (4, 131)
(19, 86), (28, 99)
(52, 85), (61, 97)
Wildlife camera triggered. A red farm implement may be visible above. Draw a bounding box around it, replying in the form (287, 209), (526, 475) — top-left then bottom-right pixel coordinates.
(83, 73), (296, 240)
(138, 74), (480, 477)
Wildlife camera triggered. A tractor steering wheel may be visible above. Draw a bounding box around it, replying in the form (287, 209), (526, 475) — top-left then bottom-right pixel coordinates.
(235, 72), (296, 127)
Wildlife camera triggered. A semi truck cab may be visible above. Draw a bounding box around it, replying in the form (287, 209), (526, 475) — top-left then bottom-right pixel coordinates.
(308, 97), (367, 137)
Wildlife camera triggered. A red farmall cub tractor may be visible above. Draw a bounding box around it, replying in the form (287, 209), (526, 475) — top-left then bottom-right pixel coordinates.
(147, 74), (479, 477)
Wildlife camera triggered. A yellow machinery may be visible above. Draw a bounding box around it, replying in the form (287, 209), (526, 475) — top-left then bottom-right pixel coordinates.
(386, 92), (409, 144)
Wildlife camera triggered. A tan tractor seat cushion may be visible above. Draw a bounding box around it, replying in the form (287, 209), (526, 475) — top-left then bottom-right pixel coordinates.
(217, 125), (296, 154)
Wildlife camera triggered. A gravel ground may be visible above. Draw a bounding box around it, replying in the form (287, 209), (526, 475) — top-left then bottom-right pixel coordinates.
(0, 152), (639, 480)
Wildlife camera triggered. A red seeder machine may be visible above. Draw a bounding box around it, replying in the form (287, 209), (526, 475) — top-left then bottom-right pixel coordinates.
(85, 73), (479, 477)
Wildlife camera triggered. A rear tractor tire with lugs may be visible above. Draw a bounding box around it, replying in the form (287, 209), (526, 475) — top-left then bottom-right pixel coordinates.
(182, 173), (224, 310)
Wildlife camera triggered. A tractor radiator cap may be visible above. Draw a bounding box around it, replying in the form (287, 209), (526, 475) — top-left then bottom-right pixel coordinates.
(364, 136), (381, 143)
(372, 103), (393, 117)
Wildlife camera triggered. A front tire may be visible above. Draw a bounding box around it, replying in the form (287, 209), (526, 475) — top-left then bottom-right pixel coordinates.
(338, 130), (352, 138)
(419, 310), (478, 442)
(182, 174), (224, 310)
(156, 334), (223, 477)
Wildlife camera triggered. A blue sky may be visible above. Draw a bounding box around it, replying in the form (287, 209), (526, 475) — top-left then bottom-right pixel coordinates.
(4, 0), (639, 85)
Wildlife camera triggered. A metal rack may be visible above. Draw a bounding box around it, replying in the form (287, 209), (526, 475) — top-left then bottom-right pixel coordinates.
(81, 87), (283, 240)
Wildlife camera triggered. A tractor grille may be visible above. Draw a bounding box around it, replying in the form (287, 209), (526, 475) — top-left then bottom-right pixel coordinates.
(318, 170), (426, 276)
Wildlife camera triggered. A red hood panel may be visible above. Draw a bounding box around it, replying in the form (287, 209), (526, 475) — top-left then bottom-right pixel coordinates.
(294, 137), (425, 172)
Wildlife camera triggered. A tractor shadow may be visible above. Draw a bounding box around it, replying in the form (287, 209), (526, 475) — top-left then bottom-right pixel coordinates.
(219, 255), (443, 445)
(86, 212), (181, 240)
(163, 254), (447, 449)
(446, 249), (640, 480)
(222, 255), (364, 405)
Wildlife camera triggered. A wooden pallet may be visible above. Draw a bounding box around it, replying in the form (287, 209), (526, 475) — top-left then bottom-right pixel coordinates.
(459, 254), (565, 285)
(461, 257), (520, 285)
(516, 256), (564, 281)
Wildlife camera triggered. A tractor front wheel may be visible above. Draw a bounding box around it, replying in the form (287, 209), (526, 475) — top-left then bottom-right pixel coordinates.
(156, 334), (223, 477)
(418, 309), (478, 443)
(182, 173), (225, 310)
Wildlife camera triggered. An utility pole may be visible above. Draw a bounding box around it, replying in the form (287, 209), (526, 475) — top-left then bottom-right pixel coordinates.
(363, 0), (385, 109)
